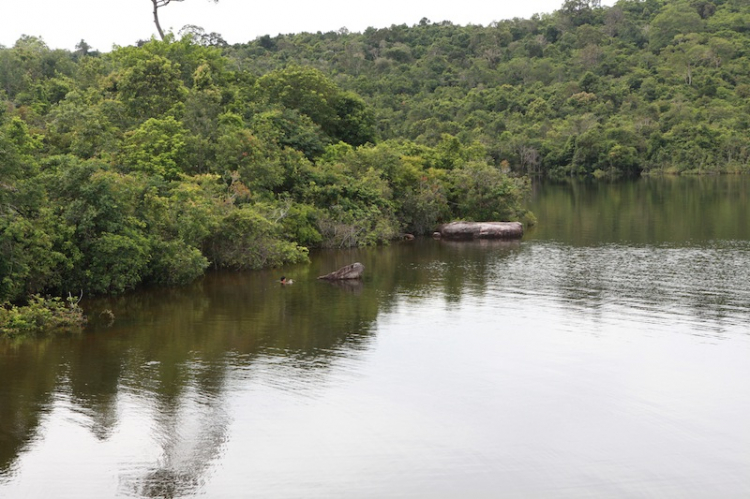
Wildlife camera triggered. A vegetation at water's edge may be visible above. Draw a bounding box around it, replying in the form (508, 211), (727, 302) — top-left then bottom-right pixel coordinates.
(2, 0), (750, 323)
(0, 34), (532, 315)
(0, 295), (86, 337)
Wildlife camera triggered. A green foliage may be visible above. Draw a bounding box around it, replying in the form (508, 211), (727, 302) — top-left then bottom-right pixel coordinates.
(331, 91), (377, 146)
(150, 173), (226, 244)
(218, 116), (288, 192)
(0, 211), (71, 302)
(649, 3), (705, 50)
(1, 24), (550, 304)
(146, 239), (209, 286)
(450, 162), (533, 223)
(114, 52), (187, 121)
(249, 109), (327, 161)
(276, 202), (324, 247)
(206, 206), (310, 269)
(224, 0), (750, 177)
(257, 66), (376, 147)
(88, 230), (151, 294)
(257, 66), (340, 136)
(120, 116), (188, 179)
(398, 166), (450, 235)
(0, 294), (85, 337)
(46, 90), (118, 158)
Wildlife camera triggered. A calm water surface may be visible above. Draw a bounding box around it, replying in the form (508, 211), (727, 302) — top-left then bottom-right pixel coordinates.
(1, 177), (749, 498)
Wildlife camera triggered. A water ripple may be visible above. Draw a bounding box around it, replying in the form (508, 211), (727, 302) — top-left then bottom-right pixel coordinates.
(473, 241), (750, 339)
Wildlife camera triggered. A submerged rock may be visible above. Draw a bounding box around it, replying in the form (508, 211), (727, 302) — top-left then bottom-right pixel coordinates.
(438, 221), (523, 240)
(317, 262), (365, 280)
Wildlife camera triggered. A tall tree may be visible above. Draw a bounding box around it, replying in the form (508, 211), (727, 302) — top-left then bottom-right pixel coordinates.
(150, 0), (219, 41)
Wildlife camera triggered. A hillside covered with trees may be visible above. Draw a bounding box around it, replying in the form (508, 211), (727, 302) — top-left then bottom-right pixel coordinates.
(228, 0), (750, 177)
(1, 0), (749, 318)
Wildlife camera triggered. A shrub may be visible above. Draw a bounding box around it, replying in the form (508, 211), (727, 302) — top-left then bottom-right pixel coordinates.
(206, 206), (309, 269)
(0, 295), (86, 337)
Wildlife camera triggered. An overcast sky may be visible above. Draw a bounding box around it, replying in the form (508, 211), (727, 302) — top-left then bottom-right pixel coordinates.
(2, 0), (615, 52)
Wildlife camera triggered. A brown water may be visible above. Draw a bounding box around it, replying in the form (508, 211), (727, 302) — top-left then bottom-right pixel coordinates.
(1, 177), (749, 498)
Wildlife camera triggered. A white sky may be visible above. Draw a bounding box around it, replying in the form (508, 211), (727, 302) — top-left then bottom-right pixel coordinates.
(1, 0), (615, 52)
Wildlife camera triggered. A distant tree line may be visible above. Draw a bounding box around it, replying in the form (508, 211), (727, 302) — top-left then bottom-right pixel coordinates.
(227, 0), (750, 177)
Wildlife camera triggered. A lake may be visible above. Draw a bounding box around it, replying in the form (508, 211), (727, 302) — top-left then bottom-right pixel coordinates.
(1, 176), (749, 498)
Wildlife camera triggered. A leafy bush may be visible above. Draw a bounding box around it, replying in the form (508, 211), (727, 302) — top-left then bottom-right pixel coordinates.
(0, 295), (86, 337)
(0, 34), (538, 303)
(146, 239), (209, 286)
(206, 206), (309, 269)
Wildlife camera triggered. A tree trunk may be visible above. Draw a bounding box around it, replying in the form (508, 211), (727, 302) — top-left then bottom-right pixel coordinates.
(152, 0), (165, 40)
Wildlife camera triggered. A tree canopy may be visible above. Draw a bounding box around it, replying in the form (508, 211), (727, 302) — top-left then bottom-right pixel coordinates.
(224, 0), (750, 177)
(0, 32), (532, 308)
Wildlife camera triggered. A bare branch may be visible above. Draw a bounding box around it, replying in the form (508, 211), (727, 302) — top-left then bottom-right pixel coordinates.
(150, 0), (217, 41)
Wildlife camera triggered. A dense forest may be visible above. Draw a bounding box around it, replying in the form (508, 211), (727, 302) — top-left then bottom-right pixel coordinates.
(1, 0), (749, 329)
(226, 0), (750, 177)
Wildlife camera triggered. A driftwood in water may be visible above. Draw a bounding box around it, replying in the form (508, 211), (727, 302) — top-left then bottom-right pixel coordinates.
(438, 221), (524, 240)
(317, 262), (365, 280)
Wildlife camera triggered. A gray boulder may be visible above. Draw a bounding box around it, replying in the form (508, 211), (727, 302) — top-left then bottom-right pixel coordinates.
(438, 221), (523, 240)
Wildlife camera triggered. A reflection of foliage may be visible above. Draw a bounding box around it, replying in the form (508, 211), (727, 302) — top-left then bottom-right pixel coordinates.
(528, 176), (750, 245)
(0, 337), (59, 473)
(3, 229), (747, 487)
(0, 253), (387, 480)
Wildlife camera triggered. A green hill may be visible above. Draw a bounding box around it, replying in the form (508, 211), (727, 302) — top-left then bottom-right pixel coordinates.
(227, 0), (750, 177)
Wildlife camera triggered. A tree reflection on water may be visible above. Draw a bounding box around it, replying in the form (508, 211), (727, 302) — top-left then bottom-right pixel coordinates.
(1, 221), (749, 496)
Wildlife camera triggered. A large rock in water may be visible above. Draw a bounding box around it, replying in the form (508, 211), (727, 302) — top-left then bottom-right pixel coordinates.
(317, 262), (365, 280)
(438, 221), (523, 240)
